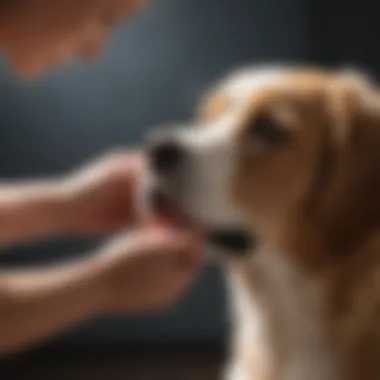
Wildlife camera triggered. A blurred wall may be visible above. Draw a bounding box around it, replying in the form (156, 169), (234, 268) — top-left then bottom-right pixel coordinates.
(0, 0), (308, 347)
(310, 0), (380, 76)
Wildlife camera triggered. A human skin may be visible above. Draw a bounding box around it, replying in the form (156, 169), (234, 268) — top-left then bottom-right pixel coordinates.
(0, 152), (203, 356)
(0, 0), (147, 77)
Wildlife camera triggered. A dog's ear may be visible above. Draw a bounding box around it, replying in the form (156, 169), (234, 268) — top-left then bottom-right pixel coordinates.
(337, 66), (374, 88)
(325, 68), (377, 147)
(315, 73), (380, 255)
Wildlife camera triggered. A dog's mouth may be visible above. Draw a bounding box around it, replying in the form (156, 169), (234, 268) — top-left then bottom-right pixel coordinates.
(207, 229), (253, 253)
(150, 188), (254, 253)
(150, 188), (195, 230)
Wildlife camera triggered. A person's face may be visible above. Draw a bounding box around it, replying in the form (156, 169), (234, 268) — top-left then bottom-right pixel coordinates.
(0, 0), (145, 77)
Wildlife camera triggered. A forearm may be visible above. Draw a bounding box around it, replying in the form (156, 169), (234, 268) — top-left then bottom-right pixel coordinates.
(0, 180), (73, 245)
(0, 254), (107, 356)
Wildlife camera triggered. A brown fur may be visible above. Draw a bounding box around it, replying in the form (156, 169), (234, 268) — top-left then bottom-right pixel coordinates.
(203, 68), (380, 380)
(198, 89), (230, 121)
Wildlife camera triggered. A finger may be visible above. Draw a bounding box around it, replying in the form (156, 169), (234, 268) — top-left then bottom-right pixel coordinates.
(171, 235), (205, 274)
(108, 227), (199, 258)
(148, 227), (205, 274)
(137, 228), (200, 254)
(101, 149), (145, 170)
(125, 153), (146, 174)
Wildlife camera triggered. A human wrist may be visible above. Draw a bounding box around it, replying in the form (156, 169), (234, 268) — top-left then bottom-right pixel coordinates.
(89, 235), (147, 313)
(50, 178), (86, 235)
(25, 178), (79, 236)
(0, 255), (110, 354)
(0, 178), (78, 243)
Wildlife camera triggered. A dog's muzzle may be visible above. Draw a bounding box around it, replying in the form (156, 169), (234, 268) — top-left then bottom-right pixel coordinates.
(145, 129), (255, 255)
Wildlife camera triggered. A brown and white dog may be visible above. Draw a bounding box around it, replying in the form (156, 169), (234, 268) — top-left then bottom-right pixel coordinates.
(141, 65), (380, 380)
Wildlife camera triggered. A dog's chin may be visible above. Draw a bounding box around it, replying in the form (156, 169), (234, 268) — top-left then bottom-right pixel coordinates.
(147, 187), (255, 256)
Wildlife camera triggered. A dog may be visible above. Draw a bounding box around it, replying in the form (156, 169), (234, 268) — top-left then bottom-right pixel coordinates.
(140, 65), (380, 380)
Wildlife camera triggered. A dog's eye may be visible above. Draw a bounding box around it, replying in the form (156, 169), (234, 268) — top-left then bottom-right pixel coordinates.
(249, 116), (287, 145)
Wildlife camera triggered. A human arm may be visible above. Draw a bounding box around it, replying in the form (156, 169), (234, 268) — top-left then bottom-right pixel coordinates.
(0, 180), (78, 246)
(0, 228), (202, 356)
(0, 152), (140, 246)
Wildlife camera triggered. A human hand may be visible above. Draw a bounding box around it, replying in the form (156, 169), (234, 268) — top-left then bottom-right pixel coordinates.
(95, 227), (204, 312)
(0, 0), (147, 77)
(62, 151), (143, 236)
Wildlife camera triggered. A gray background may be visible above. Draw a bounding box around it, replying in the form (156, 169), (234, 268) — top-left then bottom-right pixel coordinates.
(0, 0), (307, 347)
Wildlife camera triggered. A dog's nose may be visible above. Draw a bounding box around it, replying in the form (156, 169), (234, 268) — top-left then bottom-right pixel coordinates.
(149, 138), (185, 174)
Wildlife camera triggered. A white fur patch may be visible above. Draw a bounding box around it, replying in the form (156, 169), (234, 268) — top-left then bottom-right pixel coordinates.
(171, 67), (285, 230)
(225, 244), (340, 380)
(221, 65), (287, 104)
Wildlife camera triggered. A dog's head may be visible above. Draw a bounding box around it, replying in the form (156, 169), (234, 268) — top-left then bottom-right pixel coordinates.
(142, 65), (380, 262)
